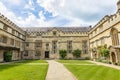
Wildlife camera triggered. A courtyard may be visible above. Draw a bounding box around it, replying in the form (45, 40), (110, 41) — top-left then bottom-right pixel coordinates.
(0, 0), (120, 80)
(0, 60), (120, 80)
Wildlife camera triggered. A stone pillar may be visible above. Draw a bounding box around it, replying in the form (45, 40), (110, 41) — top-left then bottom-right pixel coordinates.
(109, 52), (112, 63)
(90, 51), (93, 59)
(12, 50), (15, 60)
(117, 49), (120, 62)
(118, 33), (120, 44)
(115, 50), (119, 63)
(0, 50), (4, 62)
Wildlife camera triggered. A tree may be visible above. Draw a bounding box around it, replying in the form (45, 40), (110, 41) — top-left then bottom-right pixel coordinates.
(97, 44), (109, 57)
(97, 44), (109, 60)
(72, 49), (81, 58)
(102, 48), (109, 58)
(4, 52), (12, 62)
(59, 50), (67, 59)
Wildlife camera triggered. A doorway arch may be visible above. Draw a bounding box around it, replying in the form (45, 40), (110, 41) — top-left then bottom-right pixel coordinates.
(111, 52), (116, 63)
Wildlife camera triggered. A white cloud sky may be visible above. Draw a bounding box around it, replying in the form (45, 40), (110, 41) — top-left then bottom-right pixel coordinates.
(37, 0), (117, 20)
(0, 0), (118, 27)
(24, 0), (35, 10)
(6, 0), (23, 6)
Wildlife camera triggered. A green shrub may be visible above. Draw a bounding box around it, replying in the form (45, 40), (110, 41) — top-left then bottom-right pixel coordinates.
(118, 63), (120, 66)
(102, 60), (109, 63)
(102, 49), (109, 58)
(72, 49), (81, 58)
(97, 44), (109, 59)
(96, 58), (102, 62)
(59, 50), (67, 59)
(4, 52), (12, 62)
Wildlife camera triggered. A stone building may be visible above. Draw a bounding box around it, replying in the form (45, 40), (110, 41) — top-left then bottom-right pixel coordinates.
(0, 14), (90, 61)
(0, 0), (120, 63)
(89, 0), (120, 63)
(0, 14), (26, 62)
(23, 27), (90, 59)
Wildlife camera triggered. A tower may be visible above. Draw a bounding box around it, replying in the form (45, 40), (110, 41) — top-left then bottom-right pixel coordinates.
(117, 0), (120, 10)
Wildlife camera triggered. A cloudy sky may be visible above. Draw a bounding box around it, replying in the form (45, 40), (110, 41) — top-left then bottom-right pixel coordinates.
(0, 0), (118, 27)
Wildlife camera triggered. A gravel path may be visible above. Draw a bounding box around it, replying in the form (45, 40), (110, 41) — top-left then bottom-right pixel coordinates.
(46, 60), (77, 80)
(89, 61), (120, 70)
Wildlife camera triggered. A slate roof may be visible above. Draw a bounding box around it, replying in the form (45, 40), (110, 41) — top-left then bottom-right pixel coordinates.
(23, 27), (91, 33)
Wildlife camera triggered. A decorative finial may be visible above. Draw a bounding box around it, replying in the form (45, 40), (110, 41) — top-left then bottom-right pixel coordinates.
(117, 0), (120, 10)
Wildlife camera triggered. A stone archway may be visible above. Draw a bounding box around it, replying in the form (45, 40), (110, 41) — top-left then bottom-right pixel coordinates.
(111, 52), (116, 63)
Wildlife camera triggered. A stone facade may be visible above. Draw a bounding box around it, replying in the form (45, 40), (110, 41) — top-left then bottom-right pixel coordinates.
(89, 0), (120, 63)
(0, 0), (120, 63)
(23, 27), (90, 59)
(0, 13), (26, 62)
(0, 14), (90, 61)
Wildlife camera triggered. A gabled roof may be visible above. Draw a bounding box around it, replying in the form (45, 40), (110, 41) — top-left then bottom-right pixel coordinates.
(23, 27), (91, 33)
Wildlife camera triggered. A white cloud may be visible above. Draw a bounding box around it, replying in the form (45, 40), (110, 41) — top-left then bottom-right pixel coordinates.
(61, 16), (96, 27)
(0, 2), (17, 22)
(0, 0), (118, 27)
(38, 11), (46, 20)
(0, 1), (50, 27)
(37, 0), (60, 17)
(37, 0), (117, 17)
(4, 0), (24, 6)
(0, 1), (61, 27)
(37, 0), (117, 25)
(24, 0), (35, 10)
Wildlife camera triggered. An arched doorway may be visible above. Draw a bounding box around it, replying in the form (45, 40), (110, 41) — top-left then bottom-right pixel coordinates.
(111, 52), (116, 63)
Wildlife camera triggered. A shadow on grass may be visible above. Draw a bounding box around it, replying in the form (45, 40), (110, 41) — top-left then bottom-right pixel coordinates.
(0, 64), (19, 71)
(15, 60), (47, 63)
(0, 60), (38, 71)
(14, 60), (38, 63)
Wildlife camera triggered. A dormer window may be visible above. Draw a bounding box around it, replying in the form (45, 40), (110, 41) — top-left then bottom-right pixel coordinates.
(53, 31), (56, 36)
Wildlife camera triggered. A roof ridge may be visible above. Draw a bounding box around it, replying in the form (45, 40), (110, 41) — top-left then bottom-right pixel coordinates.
(24, 26), (91, 33)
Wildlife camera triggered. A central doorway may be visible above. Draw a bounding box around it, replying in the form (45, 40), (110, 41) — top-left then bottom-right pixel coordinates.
(45, 51), (49, 58)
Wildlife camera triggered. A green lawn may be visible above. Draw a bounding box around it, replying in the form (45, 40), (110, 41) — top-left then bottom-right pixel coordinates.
(58, 60), (120, 80)
(0, 60), (48, 80)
